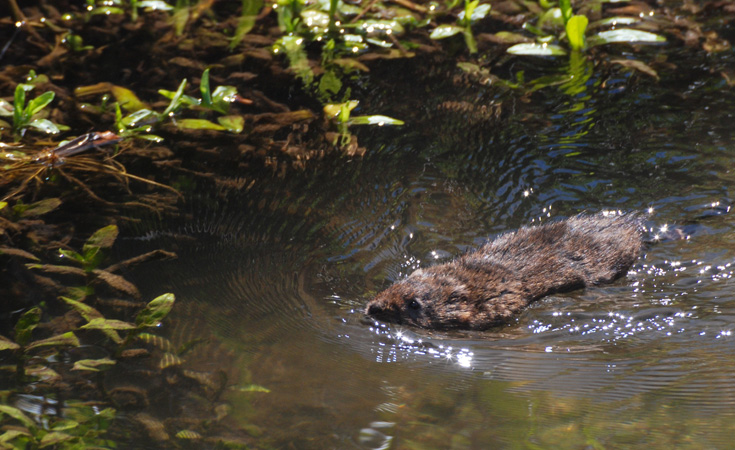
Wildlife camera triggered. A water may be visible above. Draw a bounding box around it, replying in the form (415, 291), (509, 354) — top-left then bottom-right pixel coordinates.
(119, 49), (735, 448)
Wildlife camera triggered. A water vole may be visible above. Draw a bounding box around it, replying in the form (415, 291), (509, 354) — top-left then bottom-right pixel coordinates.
(365, 212), (643, 330)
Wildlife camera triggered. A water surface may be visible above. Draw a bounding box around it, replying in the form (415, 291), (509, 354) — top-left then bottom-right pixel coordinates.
(122, 49), (735, 448)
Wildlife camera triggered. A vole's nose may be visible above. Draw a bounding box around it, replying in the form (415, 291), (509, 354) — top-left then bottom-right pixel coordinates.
(366, 303), (383, 316)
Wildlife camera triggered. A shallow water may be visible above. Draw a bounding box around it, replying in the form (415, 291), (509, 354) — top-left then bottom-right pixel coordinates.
(120, 48), (735, 448)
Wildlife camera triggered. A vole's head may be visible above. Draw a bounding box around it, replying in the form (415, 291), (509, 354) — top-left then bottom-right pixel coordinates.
(365, 270), (471, 329)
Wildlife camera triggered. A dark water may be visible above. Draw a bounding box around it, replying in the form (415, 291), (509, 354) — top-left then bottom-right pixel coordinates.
(121, 47), (735, 448)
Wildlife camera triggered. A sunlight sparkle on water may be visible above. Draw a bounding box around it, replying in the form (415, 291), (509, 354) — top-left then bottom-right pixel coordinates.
(369, 324), (473, 368)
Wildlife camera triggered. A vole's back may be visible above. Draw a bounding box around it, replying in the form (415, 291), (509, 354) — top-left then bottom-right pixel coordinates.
(365, 212), (644, 330)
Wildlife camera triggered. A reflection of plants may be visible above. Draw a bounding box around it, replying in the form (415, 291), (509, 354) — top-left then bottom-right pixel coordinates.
(0, 401), (116, 449)
(0, 290), (175, 449)
(507, 0), (665, 56)
(0, 221), (180, 449)
(28, 224), (149, 300)
(0, 223), (177, 448)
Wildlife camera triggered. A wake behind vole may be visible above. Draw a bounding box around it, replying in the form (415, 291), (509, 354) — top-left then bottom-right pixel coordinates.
(365, 212), (643, 330)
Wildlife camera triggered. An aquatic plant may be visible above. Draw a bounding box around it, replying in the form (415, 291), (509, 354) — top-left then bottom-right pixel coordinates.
(429, 0), (491, 54)
(0, 72), (69, 139)
(107, 68), (246, 138)
(506, 0), (666, 56)
(324, 100), (404, 147)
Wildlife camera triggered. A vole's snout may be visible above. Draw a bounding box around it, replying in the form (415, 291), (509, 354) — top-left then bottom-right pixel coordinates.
(365, 296), (401, 324)
(366, 303), (384, 316)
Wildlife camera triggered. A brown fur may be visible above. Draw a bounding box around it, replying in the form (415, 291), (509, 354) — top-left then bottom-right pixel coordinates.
(365, 212), (643, 330)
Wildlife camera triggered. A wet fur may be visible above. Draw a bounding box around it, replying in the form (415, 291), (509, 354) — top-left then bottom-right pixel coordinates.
(365, 212), (643, 330)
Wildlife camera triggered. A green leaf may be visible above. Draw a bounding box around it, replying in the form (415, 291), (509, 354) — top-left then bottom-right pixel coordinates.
(0, 335), (20, 351)
(28, 118), (60, 134)
(72, 358), (116, 372)
(463, 28), (478, 54)
(217, 115), (245, 133)
(39, 431), (73, 448)
(302, 9), (330, 28)
(274, 36), (313, 85)
(177, 118), (226, 131)
(324, 101), (358, 120)
(136, 293), (175, 328)
(25, 332), (79, 350)
(211, 86), (237, 109)
(110, 86), (149, 112)
(15, 307), (41, 347)
(159, 352), (182, 369)
(0, 429), (31, 443)
(522, 22), (548, 37)
(13, 84), (29, 127)
(559, 0), (573, 24)
(588, 16), (639, 30)
(566, 15), (588, 50)
(200, 68), (212, 107)
(122, 108), (157, 127)
(360, 19), (405, 35)
(18, 198), (61, 217)
(89, 6), (125, 14)
(507, 42), (567, 55)
(58, 249), (86, 264)
(138, 1), (174, 10)
(430, 24), (464, 40)
(176, 430), (202, 439)
(83, 225), (118, 253)
(490, 31), (533, 44)
(232, 384), (271, 393)
(318, 70), (342, 100)
(51, 420), (79, 431)
(230, 0), (263, 48)
(537, 7), (563, 31)
(25, 91), (55, 117)
(81, 318), (136, 331)
(136, 134), (165, 142)
(588, 29), (666, 46)
(162, 79), (188, 117)
(457, 2), (490, 22)
(61, 297), (102, 321)
(0, 405), (35, 428)
(347, 115), (404, 126)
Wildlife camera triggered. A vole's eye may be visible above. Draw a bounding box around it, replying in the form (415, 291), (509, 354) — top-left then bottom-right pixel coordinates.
(408, 299), (421, 310)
